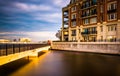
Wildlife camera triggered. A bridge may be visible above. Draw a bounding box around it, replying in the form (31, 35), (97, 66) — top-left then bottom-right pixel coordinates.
(0, 43), (50, 66)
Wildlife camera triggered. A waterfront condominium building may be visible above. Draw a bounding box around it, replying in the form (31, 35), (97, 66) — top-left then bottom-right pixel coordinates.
(61, 0), (120, 42)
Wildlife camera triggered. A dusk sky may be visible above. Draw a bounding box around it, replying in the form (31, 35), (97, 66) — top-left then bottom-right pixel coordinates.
(0, 0), (70, 41)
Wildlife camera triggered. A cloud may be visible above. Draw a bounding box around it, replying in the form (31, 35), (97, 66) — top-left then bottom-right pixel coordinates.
(0, 0), (70, 41)
(52, 0), (70, 7)
(0, 31), (58, 41)
(14, 2), (52, 12)
(33, 13), (62, 23)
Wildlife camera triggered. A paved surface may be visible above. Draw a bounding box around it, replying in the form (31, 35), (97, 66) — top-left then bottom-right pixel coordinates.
(0, 51), (120, 76)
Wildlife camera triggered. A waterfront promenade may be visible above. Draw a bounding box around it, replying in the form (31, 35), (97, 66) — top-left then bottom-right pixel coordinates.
(0, 51), (120, 76)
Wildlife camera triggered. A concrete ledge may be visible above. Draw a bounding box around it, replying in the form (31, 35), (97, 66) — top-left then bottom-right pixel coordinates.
(51, 42), (120, 55)
(29, 46), (50, 57)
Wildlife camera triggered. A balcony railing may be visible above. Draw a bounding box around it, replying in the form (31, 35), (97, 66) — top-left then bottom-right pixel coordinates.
(63, 27), (68, 29)
(71, 34), (76, 36)
(107, 9), (117, 13)
(81, 2), (97, 9)
(64, 14), (69, 18)
(71, 18), (76, 21)
(0, 43), (49, 56)
(81, 31), (97, 35)
(64, 20), (69, 25)
(81, 12), (97, 18)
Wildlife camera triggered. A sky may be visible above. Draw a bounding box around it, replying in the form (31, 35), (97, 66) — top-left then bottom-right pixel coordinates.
(0, 0), (70, 42)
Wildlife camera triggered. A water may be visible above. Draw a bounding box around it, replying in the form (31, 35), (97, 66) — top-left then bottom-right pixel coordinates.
(0, 51), (120, 76)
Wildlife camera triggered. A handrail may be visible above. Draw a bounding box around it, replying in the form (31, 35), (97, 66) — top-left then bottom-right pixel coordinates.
(0, 43), (49, 56)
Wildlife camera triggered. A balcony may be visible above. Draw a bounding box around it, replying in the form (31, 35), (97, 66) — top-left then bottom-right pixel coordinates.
(64, 14), (69, 18)
(64, 20), (69, 25)
(81, 4), (90, 9)
(81, 14), (90, 17)
(81, 2), (97, 9)
(81, 32), (90, 35)
(71, 18), (76, 21)
(81, 12), (97, 18)
(63, 7), (69, 12)
(107, 9), (117, 13)
(63, 27), (68, 30)
(72, 34), (76, 36)
(90, 31), (97, 34)
(81, 31), (97, 35)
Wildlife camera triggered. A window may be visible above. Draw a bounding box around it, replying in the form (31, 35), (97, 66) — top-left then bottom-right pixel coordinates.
(71, 14), (76, 19)
(91, 8), (97, 15)
(91, 0), (97, 5)
(108, 2), (117, 11)
(84, 28), (89, 32)
(86, 2), (90, 7)
(108, 13), (117, 21)
(92, 27), (96, 32)
(107, 36), (116, 42)
(72, 30), (76, 36)
(71, 6), (76, 12)
(107, 24), (117, 31)
(90, 17), (97, 23)
(84, 19), (89, 25)
(72, 21), (76, 27)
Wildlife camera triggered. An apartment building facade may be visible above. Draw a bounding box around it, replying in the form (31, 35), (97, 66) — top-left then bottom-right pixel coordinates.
(61, 0), (120, 42)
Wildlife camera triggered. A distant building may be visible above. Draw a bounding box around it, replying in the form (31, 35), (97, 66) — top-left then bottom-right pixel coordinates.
(0, 39), (10, 43)
(62, 0), (120, 42)
(20, 38), (31, 42)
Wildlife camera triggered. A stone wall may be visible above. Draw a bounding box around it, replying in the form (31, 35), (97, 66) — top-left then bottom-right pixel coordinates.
(51, 42), (120, 54)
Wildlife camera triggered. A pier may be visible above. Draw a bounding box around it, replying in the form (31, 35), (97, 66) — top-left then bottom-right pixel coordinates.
(0, 43), (50, 66)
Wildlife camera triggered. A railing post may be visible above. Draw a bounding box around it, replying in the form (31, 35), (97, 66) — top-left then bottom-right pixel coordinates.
(0, 45), (2, 56)
(13, 44), (15, 54)
(6, 44), (8, 56)
(19, 44), (20, 53)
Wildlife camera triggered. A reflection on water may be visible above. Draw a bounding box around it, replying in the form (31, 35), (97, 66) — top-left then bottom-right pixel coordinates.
(0, 51), (120, 76)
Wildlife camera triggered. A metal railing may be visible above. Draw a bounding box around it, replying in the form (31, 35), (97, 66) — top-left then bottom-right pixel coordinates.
(0, 43), (49, 56)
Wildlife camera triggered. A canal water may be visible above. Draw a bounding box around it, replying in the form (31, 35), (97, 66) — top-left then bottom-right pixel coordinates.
(0, 51), (120, 76)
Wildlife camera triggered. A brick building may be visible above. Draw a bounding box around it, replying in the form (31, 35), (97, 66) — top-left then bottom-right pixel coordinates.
(61, 0), (120, 42)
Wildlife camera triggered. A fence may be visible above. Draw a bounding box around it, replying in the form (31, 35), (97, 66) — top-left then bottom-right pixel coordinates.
(0, 43), (49, 56)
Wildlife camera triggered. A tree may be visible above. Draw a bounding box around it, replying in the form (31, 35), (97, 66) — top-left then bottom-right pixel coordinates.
(55, 30), (61, 40)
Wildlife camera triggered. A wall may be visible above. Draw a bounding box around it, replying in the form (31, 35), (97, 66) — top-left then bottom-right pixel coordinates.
(51, 42), (120, 54)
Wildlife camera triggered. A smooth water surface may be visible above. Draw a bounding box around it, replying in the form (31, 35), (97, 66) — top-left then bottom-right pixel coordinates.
(0, 51), (120, 76)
